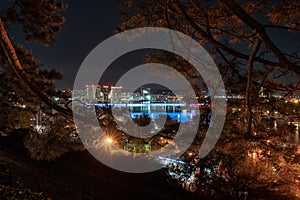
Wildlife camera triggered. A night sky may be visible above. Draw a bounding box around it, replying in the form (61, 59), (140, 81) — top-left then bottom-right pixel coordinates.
(21, 0), (123, 89)
(15, 1), (300, 89)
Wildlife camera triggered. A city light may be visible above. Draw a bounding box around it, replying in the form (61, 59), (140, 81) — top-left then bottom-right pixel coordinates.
(105, 137), (113, 145)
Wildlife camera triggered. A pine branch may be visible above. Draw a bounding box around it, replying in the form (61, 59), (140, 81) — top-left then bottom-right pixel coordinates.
(0, 18), (72, 120)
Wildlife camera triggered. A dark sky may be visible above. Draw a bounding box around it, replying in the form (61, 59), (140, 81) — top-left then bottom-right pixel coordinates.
(16, 1), (299, 89)
(23, 0), (123, 89)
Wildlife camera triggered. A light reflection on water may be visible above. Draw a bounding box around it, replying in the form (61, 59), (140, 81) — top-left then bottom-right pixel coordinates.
(126, 104), (200, 123)
(130, 111), (198, 123)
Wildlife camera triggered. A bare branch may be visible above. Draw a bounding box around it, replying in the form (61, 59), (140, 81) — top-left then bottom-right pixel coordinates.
(170, 0), (291, 72)
(220, 0), (300, 75)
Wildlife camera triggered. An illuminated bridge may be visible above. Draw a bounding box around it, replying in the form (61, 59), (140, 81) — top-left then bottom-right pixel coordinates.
(86, 103), (210, 108)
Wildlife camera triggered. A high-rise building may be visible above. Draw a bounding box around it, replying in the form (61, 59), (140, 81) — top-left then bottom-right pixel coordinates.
(141, 87), (151, 101)
(110, 86), (123, 102)
(86, 84), (100, 101)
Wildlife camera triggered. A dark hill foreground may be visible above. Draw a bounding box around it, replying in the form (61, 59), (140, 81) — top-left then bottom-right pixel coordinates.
(0, 132), (199, 200)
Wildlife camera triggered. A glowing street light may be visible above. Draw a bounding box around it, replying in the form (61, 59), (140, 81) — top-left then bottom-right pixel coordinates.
(105, 137), (113, 144)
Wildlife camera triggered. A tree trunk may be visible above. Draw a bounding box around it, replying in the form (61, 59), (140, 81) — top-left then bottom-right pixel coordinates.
(0, 18), (72, 119)
(246, 38), (261, 136)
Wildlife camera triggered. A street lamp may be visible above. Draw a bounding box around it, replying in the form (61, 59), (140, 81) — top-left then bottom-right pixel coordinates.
(105, 137), (113, 145)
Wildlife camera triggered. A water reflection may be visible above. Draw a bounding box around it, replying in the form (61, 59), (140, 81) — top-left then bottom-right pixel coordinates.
(127, 104), (199, 123)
